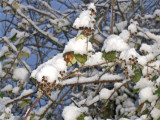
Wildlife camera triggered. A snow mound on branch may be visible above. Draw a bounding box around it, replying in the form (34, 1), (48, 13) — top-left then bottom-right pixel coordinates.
(102, 35), (129, 53)
(73, 10), (94, 29)
(88, 3), (96, 12)
(1, 84), (13, 92)
(73, 3), (96, 29)
(62, 105), (88, 120)
(85, 52), (105, 66)
(31, 53), (67, 83)
(128, 20), (138, 34)
(134, 78), (154, 89)
(13, 67), (29, 83)
(35, 65), (59, 83)
(0, 46), (8, 58)
(139, 87), (157, 103)
(120, 48), (139, 63)
(154, 9), (160, 17)
(119, 30), (130, 42)
(12, 87), (20, 94)
(151, 108), (160, 120)
(140, 43), (152, 53)
(63, 37), (94, 55)
(10, 28), (28, 38)
(141, 61), (160, 76)
(0, 62), (5, 77)
(156, 77), (160, 85)
(99, 88), (114, 100)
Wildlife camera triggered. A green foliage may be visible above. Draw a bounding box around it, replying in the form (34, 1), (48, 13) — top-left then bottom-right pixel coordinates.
(102, 51), (116, 62)
(137, 103), (144, 115)
(19, 51), (30, 59)
(76, 34), (86, 41)
(75, 54), (87, 64)
(0, 92), (4, 98)
(18, 99), (31, 108)
(0, 55), (6, 61)
(131, 66), (142, 83)
(77, 114), (85, 120)
(10, 33), (17, 41)
(64, 52), (77, 67)
(133, 89), (139, 94)
(154, 87), (160, 97)
(152, 76), (158, 81)
(64, 52), (87, 66)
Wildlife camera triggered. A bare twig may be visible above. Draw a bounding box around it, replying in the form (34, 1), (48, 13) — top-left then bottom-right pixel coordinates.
(111, 0), (114, 34)
(6, 91), (36, 107)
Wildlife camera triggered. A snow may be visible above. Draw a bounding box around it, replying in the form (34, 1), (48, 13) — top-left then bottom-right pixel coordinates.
(119, 118), (129, 120)
(62, 105), (88, 120)
(151, 108), (160, 120)
(115, 21), (128, 32)
(102, 35), (129, 53)
(94, 34), (104, 43)
(35, 65), (59, 83)
(154, 9), (160, 17)
(87, 96), (99, 106)
(10, 28), (28, 38)
(15, 8), (62, 47)
(122, 98), (135, 108)
(99, 88), (113, 100)
(0, 62), (5, 77)
(134, 78), (154, 89)
(73, 3), (96, 30)
(31, 53), (67, 83)
(61, 73), (122, 86)
(1, 84), (13, 92)
(3, 37), (18, 53)
(114, 82), (123, 89)
(12, 87), (20, 94)
(140, 43), (152, 54)
(0, 46), (9, 57)
(13, 67), (29, 83)
(100, 73), (123, 80)
(88, 3), (96, 12)
(120, 48), (139, 63)
(8, 0), (14, 4)
(0, 97), (12, 106)
(156, 77), (160, 86)
(22, 47), (31, 55)
(61, 74), (98, 85)
(139, 87), (157, 103)
(85, 52), (105, 66)
(19, 89), (34, 98)
(128, 20), (138, 34)
(119, 30), (130, 42)
(84, 116), (93, 120)
(63, 37), (94, 55)
(138, 54), (154, 66)
(141, 61), (160, 76)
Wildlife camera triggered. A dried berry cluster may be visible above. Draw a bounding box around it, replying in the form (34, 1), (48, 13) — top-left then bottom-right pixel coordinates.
(36, 71), (66, 96)
(36, 76), (56, 96)
(120, 57), (138, 79)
